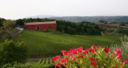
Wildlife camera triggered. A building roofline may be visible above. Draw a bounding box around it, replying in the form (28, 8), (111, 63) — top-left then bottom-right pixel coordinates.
(25, 21), (56, 25)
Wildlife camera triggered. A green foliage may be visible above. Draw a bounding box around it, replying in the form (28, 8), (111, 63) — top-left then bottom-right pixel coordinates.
(2, 63), (55, 68)
(22, 18), (55, 23)
(2, 20), (16, 29)
(120, 22), (126, 26)
(1, 17), (128, 35)
(14, 18), (128, 35)
(16, 19), (24, 27)
(99, 20), (107, 24)
(14, 18), (104, 35)
(0, 40), (27, 67)
(2, 57), (55, 68)
(120, 36), (128, 60)
(118, 28), (128, 35)
(0, 20), (19, 41)
(19, 30), (120, 57)
(56, 20), (104, 35)
(111, 36), (128, 60)
(46, 28), (56, 32)
(0, 18), (5, 27)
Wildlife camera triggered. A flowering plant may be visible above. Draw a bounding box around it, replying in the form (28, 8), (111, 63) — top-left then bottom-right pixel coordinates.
(53, 46), (128, 68)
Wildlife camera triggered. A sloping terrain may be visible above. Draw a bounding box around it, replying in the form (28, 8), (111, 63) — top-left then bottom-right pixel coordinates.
(19, 30), (120, 57)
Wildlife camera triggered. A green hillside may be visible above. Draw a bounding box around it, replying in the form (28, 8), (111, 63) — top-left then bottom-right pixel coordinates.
(19, 30), (121, 57)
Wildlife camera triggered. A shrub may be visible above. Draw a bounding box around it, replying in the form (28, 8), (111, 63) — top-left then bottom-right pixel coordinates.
(111, 36), (128, 60)
(0, 20), (19, 41)
(53, 46), (128, 68)
(120, 36), (128, 60)
(0, 40), (27, 67)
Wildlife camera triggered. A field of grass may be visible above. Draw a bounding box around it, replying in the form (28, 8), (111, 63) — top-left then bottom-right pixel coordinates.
(19, 30), (121, 57)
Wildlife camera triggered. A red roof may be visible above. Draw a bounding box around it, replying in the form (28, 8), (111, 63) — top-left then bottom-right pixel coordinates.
(25, 21), (56, 25)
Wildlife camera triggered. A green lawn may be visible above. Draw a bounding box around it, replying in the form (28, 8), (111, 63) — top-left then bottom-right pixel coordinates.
(19, 30), (121, 57)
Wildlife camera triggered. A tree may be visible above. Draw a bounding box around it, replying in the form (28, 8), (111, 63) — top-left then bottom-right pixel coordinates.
(0, 20), (18, 41)
(16, 19), (24, 27)
(0, 18), (5, 27)
(0, 40), (27, 67)
(119, 22), (126, 26)
(99, 20), (107, 24)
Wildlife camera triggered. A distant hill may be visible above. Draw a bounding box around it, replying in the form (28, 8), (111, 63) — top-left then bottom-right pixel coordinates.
(50, 16), (128, 23)
(29, 15), (128, 23)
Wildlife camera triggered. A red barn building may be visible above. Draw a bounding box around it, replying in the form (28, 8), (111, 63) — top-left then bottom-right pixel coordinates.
(25, 21), (56, 31)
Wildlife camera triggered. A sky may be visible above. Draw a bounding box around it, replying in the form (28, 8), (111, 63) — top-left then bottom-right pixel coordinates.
(0, 0), (128, 19)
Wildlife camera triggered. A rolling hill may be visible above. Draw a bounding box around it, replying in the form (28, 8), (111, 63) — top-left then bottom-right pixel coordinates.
(19, 30), (121, 57)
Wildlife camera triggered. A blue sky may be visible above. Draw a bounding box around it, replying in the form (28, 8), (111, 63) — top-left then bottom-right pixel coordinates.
(0, 0), (128, 19)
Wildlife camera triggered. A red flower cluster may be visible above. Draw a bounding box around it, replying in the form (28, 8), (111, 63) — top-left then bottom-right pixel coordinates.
(53, 46), (128, 68)
(115, 48), (122, 59)
(104, 48), (110, 53)
(90, 58), (97, 66)
(52, 55), (60, 62)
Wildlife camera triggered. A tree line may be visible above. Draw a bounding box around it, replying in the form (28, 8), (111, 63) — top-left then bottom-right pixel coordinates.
(15, 18), (104, 35)
(1, 18), (128, 36)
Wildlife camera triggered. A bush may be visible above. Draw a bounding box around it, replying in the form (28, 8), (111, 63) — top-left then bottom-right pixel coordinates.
(53, 46), (128, 68)
(120, 36), (128, 60)
(0, 20), (19, 41)
(0, 40), (27, 67)
(111, 36), (128, 60)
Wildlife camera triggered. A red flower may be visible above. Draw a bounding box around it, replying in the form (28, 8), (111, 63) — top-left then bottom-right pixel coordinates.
(78, 54), (84, 58)
(60, 57), (69, 64)
(86, 48), (91, 53)
(91, 48), (96, 54)
(71, 61), (74, 64)
(115, 48), (122, 59)
(61, 50), (69, 55)
(64, 51), (69, 55)
(115, 66), (117, 68)
(60, 59), (65, 63)
(96, 46), (101, 49)
(90, 58), (97, 66)
(70, 48), (75, 53)
(115, 48), (121, 55)
(90, 46), (97, 54)
(60, 57), (69, 66)
(91, 61), (97, 66)
(77, 47), (83, 53)
(73, 49), (78, 54)
(116, 54), (122, 59)
(55, 63), (60, 68)
(83, 50), (88, 55)
(104, 48), (110, 53)
(64, 57), (69, 62)
(73, 56), (76, 60)
(61, 50), (66, 55)
(90, 58), (95, 61)
(69, 53), (74, 57)
(91, 45), (96, 49)
(53, 55), (60, 62)
(124, 60), (128, 64)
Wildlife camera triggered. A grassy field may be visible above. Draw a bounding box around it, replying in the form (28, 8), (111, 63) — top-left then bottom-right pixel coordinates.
(19, 30), (121, 57)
